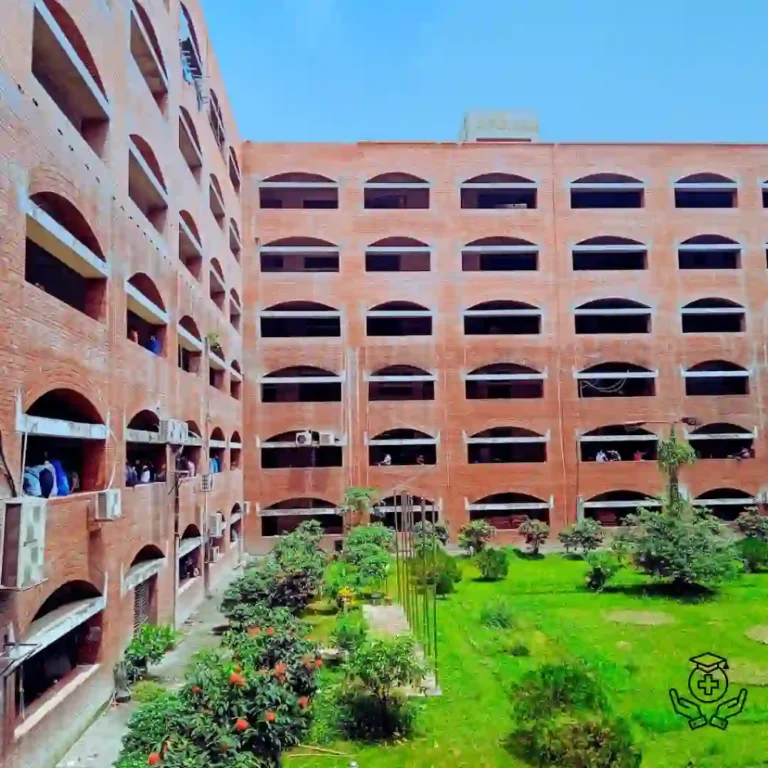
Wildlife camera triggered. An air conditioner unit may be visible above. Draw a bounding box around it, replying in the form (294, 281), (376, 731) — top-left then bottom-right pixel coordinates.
(295, 431), (313, 447)
(207, 544), (221, 563)
(318, 431), (337, 446)
(0, 498), (47, 590)
(201, 473), (215, 493)
(209, 512), (224, 538)
(94, 489), (122, 522)
(162, 419), (189, 445)
(243, 501), (251, 517)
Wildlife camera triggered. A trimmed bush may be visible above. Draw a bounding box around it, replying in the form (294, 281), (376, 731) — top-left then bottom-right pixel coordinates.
(559, 519), (604, 556)
(519, 517), (550, 556)
(738, 536), (768, 573)
(585, 552), (623, 592)
(412, 549), (462, 594)
(413, 520), (450, 551)
(331, 613), (368, 654)
(458, 520), (495, 553)
(736, 508), (768, 541)
(474, 547), (509, 581)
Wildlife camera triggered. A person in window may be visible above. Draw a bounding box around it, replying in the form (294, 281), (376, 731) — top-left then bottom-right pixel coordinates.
(633, 450), (644, 461)
(126, 461), (138, 487)
(51, 458), (70, 496)
(139, 463), (152, 484)
(23, 467), (43, 497)
(379, 454), (392, 466)
(735, 446), (752, 461)
(128, 328), (139, 344)
(595, 450), (607, 463)
(607, 449), (622, 462)
(144, 334), (161, 355)
(416, 454), (426, 465)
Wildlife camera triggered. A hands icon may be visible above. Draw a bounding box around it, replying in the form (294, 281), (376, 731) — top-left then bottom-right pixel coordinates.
(709, 689), (748, 730)
(669, 689), (707, 730)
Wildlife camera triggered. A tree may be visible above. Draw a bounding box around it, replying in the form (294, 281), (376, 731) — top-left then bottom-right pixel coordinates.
(413, 520), (449, 552)
(657, 429), (697, 512)
(341, 487), (379, 532)
(736, 508), (768, 541)
(558, 519), (604, 556)
(519, 517), (550, 556)
(458, 520), (495, 553)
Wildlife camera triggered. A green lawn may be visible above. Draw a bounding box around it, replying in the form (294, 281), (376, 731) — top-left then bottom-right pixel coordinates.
(286, 552), (768, 768)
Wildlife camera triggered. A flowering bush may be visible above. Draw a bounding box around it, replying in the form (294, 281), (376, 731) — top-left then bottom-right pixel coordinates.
(519, 517), (550, 556)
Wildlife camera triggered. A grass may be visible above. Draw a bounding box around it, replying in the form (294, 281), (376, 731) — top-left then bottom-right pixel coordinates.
(286, 552), (768, 768)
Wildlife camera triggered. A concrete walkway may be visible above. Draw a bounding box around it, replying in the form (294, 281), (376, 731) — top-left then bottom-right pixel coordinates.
(56, 591), (229, 768)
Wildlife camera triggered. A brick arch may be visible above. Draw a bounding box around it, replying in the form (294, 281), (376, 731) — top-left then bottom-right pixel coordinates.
(127, 543), (165, 570)
(18, 578), (103, 636)
(132, 0), (167, 77)
(30, 191), (105, 258)
(22, 380), (108, 424)
(468, 422), (546, 438)
(130, 135), (167, 192)
(582, 481), (660, 499)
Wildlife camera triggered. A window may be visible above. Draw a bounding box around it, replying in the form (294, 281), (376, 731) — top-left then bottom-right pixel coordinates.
(363, 173), (429, 209)
(464, 301), (541, 335)
(574, 299), (651, 334)
(260, 237), (339, 273)
(261, 499), (342, 537)
(579, 425), (658, 462)
(178, 525), (202, 585)
(367, 302), (432, 337)
(32, 0), (109, 155)
(570, 174), (644, 209)
(688, 423), (755, 460)
(229, 220), (242, 262)
(372, 496), (437, 529)
(583, 491), (659, 526)
(209, 175), (225, 229)
(230, 361), (242, 399)
(24, 192), (108, 321)
(368, 366), (434, 401)
(259, 173), (338, 209)
(176, 421), (202, 475)
(260, 302), (341, 338)
(209, 427), (226, 472)
(694, 489), (756, 522)
(572, 236), (647, 271)
(684, 360), (749, 396)
(229, 290), (242, 332)
(762, 180), (768, 208)
(365, 237), (430, 272)
(467, 493), (549, 530)
(128, 135), (168, 233)
(179, 4), (204, 89)
(261, 432), (343, 469)
(465, 363), (544, 399)
(368, 428), (436, 466)
(209, 259), (226, 310)
(261, 367), (342, 403)
(674, 173), (737, 208)
(177, 315), (202, 374)
(179, 108), (202, 182)
(467, 427), (547, 464)
(576, 362), (656, 398)
(126, 273), (167, 355)
(229, 148), (242, 195)
(130, 2), (168, 114)
(460, 173), (537, 210)
(230, 433), (242, 469)
(208, 341), (226, 390)
(208, 90), (226, 153)
(681, 298), (745, 333)
(462, 236), (538, 272)
(178, 210), (202, 280)
(125, 410), (166, 485)
(678, 235), (741, 269)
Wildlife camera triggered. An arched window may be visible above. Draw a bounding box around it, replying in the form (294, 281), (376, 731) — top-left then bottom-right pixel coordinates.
(209, 174), (225, 228)
(209, 427), (226, 472)
(229, 219), (242, 260)
(373, 495), (437, 529)
(178, 108), (202, 182)
(126, 545), (165, 629)
(24, 192), (108, 320)
(261, 366), (342, 403)
(367, 301), (432, 337)
(260, 237), (339, 273)
(208, 89), (226, 151)
(681, 298), (745, 333)
(583, 490), (659, 526)
(128, 135), (168, 232)
(576, 362), (656, 398)
(261, 431), (343, 469)
(229, 148), (242, 194)
(32, 0), (109, 154)
(130, 1), (168, 112)
(368, 428), (437, 466)
(464, 300), (541, 335)
(465, 363), (545, 400)
(178, 315), (202, 375)
(261, 301), (341, 338)
(684, 360), (749, 396)
(579, 425), (658, 462)
(570, 173), (644, 209)
(366, 237), (430, 272)
(126, 273), (167, 354)
(678, 235), (741, 269)
(694, 488), (756, 521)
(574, 298), (651, 334)
(230, 431), (242, 469)
(177, 421), (202, 475)
(261, 498), (341, 537)
(675, 173), (737, 208)
(230, 360), (242, 400)
(572, 236), (647, 271)
(462, 236), (538, 272)
(467, 492), (550, 528)
(461, 173), (537, 210)
(126, 410), (165, 486)
(260, 172), (338, 210)
(209, 258), (226, 310)
(369, 365), (434, 401)
(208, 337), (226, 391)
(364, 172), (430, 209)
(178, 210), (202, 280)
(179, 524), (202, 586)
(467, 426), (547, 464)
(688, 422), (755, 460)
(179, 3), (204, 84)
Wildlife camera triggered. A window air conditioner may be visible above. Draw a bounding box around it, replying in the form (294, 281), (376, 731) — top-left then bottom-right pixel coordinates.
(207, 544), (221, 563)
(0, 498), (47, 590)
(201, 473), (215, 492)
(318, 431), (337, 446)
(295, 431), (313, 447)
(94, 489), (122, 522)
(209, 512), (225, 538)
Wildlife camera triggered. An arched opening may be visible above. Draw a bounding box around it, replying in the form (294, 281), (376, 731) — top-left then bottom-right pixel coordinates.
(579, 425), (658, 462)
(179, 4), (204, 85)
(468, 492), (549, 530)
(763, 179), (768, 209)
(461, 173), (537, 210)
(208, 89), (226, 151)
(209, 258), (226, 310)
(230, 360), (242, 400)
(261, 431), (343, 469)
(175, 421), (202, 477)
(260, 172), (339, 210)
(25, 192), (107, 320)
(178, 524), (202, 587)
(230, 431), (242, 469)
(229, 295), (242, 331)
(369, 428), (437, 466)
(465, 363), (544, 399)
(128, 135), (168, 232)
(128, 545), (164, 631)
(178, 210), (202, 280)
(583, 490), (659, 526)
(177, 315), (202, 375)
(229, 218), (242, 260)
(261, 498), (341, 537)
(260, 236), (340, 273)
(229, 504), (243, 545)
(374, 495), (437, 529)
(229, 148), (242, 195)
(261, 301), (341, 338)
(22, 389), (105, 497)
(32, 0), (109, 155)
(126, 273), (167, 355)
(678, 235), (741, 269)
(208, 337), (226, 391)
(209, 174), (225, 228)
(209, 427), (226, 473)
(682, 298), (745, 333)
(685, 360), (749, 396)
(468, 426), (547, 464)
(367, 301), (432, 337)
(577, 362), (656, 398)
(369, 365), (434, 401)
(130, 0), (168, 113)
(15, 580), (104, 718)
(695, 488), (756, 522)
(575, 298), (651, 334)
(365, 237), (430, 272)
(464, 300), (541, 335)
(462, 236), (538, 272)
(125, 410), (166, 486)
(572, 236), (647, 271)
(675, 173), (737, 209)
(179, 107), (202, 180)
(689, 423), (755, 460)
(570, 174), (644, 209)
(261, 366), (342, 403)
(364, 172), (430, 210)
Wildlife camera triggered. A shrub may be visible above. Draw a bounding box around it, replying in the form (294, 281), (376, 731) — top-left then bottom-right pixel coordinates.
(559, 519), (604, 556)
(474, 547), (509, 581)
(124, 624), (179, 681)
(434, 569), (456, 596)
(331, 614), (368, 654)
(322, 560), (357, 607)
(335, 687), (417, 741)
(508, 641), (530, 657)
(480, 599), (514, 629)
(738, 536), (768, 573)
(412, 549), (462, 594)
(519, 517), (550, 556)
(585, 552), (623, 592)
(458, 520), (495, 553)
(736, 507), (768, 541)
(131, 680), (167, 704)
(413, 520), (450, 551)
(344, 522), (395, 555)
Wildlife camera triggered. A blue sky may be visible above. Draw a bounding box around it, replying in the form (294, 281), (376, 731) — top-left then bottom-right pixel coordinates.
(200, 0), (768, 144)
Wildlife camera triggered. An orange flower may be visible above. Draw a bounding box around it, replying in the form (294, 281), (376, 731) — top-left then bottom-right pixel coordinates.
(301, 654), (314, 669)
(192, 685), (201, 693)
(266, 627), (275, 636)
(248, 625), (261, 637)
(148, 754), (161, 766)
(229, 672), (245, 687)
(233, 665), (242, 673)
(298, 696), (310, 709)
(315, 658), (323, 668)
(274, 662), (287, 678)
(265, 710), (276, 723)
(235, 717), (249, 732)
